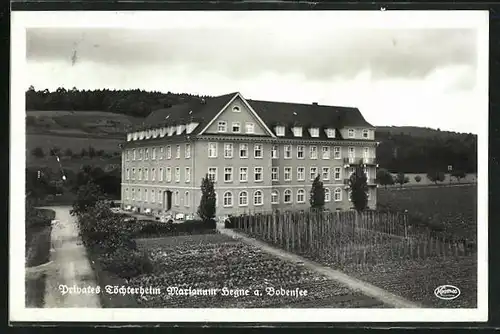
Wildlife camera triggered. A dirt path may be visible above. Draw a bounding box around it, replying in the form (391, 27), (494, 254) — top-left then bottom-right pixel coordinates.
(216, 223), (421, 308)
(42, 206), (101, 308)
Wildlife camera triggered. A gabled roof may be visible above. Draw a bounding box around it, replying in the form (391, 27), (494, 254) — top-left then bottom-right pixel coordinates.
(138, 92), (374, 139)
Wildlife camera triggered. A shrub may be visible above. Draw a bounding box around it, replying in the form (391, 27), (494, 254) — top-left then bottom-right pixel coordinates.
(224, 216), (238, 229)
(197, 175), (216, 222)
(414, 175), (422, 183)
(100, 249), (153, 279)
(310, 175), (325, 209)
(31, 147), (45, 158)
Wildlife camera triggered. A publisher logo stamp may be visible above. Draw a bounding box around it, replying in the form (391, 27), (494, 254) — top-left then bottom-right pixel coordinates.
(434, 285), (461, 300)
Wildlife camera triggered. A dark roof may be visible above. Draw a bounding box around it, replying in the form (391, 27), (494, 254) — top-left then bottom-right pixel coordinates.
(138, 92), (374, 139)
(138, 92), (237, 130)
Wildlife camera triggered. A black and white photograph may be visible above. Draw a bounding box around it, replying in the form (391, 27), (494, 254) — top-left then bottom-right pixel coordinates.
(11, 10), (488, 322)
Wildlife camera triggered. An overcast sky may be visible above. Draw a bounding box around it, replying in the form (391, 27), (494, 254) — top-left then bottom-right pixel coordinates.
(25, 12), (482, 133)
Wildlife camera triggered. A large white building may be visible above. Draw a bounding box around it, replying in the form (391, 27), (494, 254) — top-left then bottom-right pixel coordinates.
(121, 92), (378, 217)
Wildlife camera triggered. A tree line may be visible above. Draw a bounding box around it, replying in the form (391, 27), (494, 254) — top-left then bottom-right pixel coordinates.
(26, 87), (477, 173)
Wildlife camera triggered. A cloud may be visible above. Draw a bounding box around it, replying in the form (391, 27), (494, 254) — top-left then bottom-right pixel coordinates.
(26, 27), (476, 81)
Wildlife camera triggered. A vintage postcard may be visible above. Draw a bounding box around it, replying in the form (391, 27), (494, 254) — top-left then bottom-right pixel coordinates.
(10, 10), (488, 323)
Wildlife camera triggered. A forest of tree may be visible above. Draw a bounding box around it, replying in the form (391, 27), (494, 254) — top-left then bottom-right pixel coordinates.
(26, 86), (207, 118)
(26, 87), (478, 173)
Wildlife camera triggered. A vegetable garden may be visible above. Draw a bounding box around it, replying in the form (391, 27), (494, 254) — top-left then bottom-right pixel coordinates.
(227, 205), (477, 308)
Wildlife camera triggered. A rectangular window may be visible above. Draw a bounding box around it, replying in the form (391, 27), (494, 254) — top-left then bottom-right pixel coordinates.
(139, 149), (143, 160)
(166, 146), (171, 159)
(310, 146), (318, 159)
(218, 121), (227, 132)
(310, 167), (318, 181)
(334, 167), (341, 180)
(324, 189), (331, 202)
(175, 167), (180, 183)
(132, 149), (136, 160)
(131, 189), (135, 200)
(348, 147), (355, 158)
(208, 142), (218, 158)
(348, 128), (355, 138)
(284, 167), (292, 181)
(166, 167), (172, 182)
(151, 190), (155, 203)
(208, 167), (217, 182)
(275, 126), (285, 136)
(239, 144), (248, 158)
(334, 146), (341, 159)
(152, 148), (156, 160)
(176, 145), (181, 159)
(284, 145), (292, 159)
(310, 128), (319, 137)
(254, 144), (263, 158)
(232, 122), (241, 133)
(159, 168), (164, 181)
(322, 146), (330, 159)
(125, 188), (129, 200)
(144, 189), (148, 202)
(132, 168), (136, 180)
(185, 144), (191, 159)
(326, 128), (335, 138)
(254, 167), (263, 182)
(297, 145), (305, 159)
(271, 167), (279, 181)
(224, 143), (233, 158)
(185, 191), (190, 207)
(158, 190), (162, 202)
(138, 168), (142, 181)
(224, 167), (233, 182)
(160, 147), (164, 160)
(151, 168), (156, 181)
(334, 188), (342, 201)
(362, 129), (369, 139)
(185, 167), (191, 182)
(322, 167), (330, 181)
(297, 167), (305, 181)
(126, 169), (130, 180)
(144, 168), (149, 181)
(271, 145), (278, 159)
(239, 167), (248, 182)
(245, 122), (255, 134)
(145, 148), (150, 160)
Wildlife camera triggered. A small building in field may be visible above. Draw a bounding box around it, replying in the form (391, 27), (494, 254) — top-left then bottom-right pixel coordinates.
(120, 92), (378, 218)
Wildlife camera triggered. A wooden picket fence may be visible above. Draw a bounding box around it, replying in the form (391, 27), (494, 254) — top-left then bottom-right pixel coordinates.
(231, 210), (474, 268)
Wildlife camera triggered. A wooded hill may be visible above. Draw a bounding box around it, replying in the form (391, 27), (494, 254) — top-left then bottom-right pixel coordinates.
(26, 87), (477, 174)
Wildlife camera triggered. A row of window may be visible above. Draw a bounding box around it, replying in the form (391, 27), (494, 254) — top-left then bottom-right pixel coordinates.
(123, 187), (368, 208)
(217, 120), (256, 134)
(125, 143), (375, 162)
(209, 143), (373, 160)
(125, 144), (191, 161)
(125, 166), (371, 183)
(124, 188), (190, 207)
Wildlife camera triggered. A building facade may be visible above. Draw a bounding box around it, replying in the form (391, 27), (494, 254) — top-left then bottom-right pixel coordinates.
(121, 92), (378, 218)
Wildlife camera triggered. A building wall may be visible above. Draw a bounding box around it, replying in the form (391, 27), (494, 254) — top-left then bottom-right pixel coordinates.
(204, 96), (269, 136)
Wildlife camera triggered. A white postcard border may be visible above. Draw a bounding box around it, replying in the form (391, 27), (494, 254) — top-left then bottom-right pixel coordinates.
(10, 10), (489, 322)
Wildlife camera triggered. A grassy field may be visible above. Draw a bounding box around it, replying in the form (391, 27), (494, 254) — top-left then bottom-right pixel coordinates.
(128, 234), (388, 308)
(26, 133), (123, 153)
(377, 184), (477, 241)
(26, 110), (141, 136)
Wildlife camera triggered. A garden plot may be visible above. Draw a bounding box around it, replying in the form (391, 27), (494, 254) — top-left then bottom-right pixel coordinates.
(129, 234), (388, 308)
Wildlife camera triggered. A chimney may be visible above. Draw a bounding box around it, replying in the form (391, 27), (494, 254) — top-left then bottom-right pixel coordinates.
(312, 102), (318, 106)
(200, 98), (206, 104)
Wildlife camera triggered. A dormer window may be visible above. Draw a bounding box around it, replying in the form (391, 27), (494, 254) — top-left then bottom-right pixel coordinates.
(310, 127), (319, 137)
(127, 133), (132, 141)
(348, 128), (355, 138)
(292, 127), (302, 137)
(233, 106), (240, 112)
(326, 128), (335, 138)
(275, 126), (285, 136)
(176, 125), (185, 135)
(168, 127), (175, 136)
(362, 129), (370, 139)
(186, 122), (199, 134)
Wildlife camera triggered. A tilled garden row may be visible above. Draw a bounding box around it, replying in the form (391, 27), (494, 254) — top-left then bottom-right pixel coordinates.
(128, 234), (387, 308)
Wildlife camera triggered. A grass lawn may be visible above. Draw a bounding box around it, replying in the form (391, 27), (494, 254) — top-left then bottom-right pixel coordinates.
(378, 184), (477, 241)
(128, 233), (389, 308)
